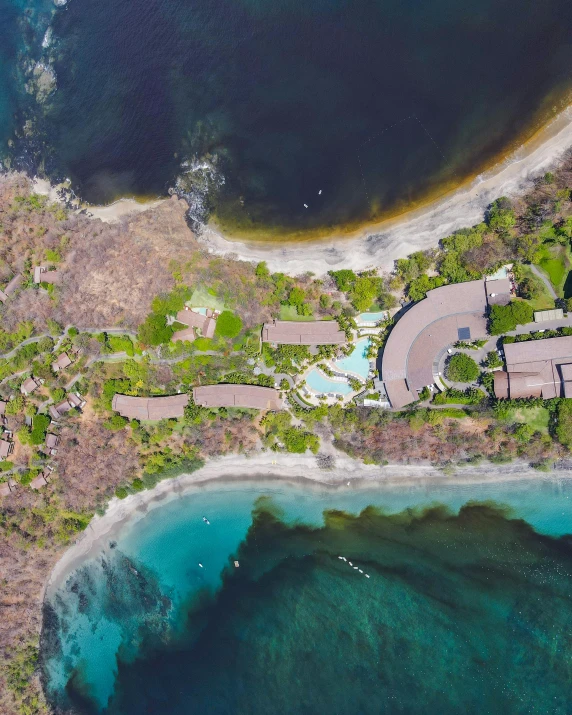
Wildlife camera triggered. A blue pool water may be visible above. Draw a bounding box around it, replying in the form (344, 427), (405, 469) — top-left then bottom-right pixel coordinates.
(43, 476), (572, 713)
(357, 312), (386, 324)
(334, 338), (371, 377)
(305, 368), (353, 395)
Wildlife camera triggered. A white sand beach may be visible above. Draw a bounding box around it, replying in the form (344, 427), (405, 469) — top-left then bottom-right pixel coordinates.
(197, 107), (572, 276)
(44, 451), (572, 597)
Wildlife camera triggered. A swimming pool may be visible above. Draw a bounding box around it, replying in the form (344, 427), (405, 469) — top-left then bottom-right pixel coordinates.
(305, 369), (354, 395)
(357, 311), (386, 324)
(333, 338), (371, 378)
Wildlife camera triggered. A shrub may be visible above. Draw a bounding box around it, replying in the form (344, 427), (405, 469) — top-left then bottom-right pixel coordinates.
(446, 353), (480, 383)
(489, 302), (534, 335)
(104, 414), (129, 431)
(137, 313), (173, 346)
(115, 486), (129, 499)
(30, 414), (50, 445)
(485, 351), (503, 369)
(329, 269), (356, 292)
(556, 401), (572, 448)
(215, 310), (243, 339)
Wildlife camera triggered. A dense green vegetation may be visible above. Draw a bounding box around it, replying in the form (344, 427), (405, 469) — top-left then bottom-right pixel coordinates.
(445, 353), (480, 383)
(215, 310), (243, 338)
(488, 302), (534, 335)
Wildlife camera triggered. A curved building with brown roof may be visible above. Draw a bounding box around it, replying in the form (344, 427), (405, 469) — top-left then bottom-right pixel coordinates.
(381, 280), (489, 408)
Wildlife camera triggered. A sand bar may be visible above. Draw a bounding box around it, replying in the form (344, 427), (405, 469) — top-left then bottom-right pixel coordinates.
(198, 107), (572, 276)
(45, 451), (572, 598)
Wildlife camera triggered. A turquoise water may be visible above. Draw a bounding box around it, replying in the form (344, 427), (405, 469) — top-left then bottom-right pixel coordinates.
(305, 368), (354, 395)
(357, 311), (386, 324)
(42, 476), (572, 713)
(333, 337), (371, 378)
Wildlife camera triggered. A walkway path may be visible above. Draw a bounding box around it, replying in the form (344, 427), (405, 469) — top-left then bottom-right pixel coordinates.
(529, 264), (558, 301)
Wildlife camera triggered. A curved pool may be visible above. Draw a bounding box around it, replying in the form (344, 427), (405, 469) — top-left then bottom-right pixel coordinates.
(333, 338), (371, 378)
(305, 368), (353, 395)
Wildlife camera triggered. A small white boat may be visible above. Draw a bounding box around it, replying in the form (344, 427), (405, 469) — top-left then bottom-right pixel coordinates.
(304, 203), (308, 208)
(365, 574), (370, 579)
(234, 560), (240, 568)
(348, 561), (353, 566)
(198, 563), (204, 568)
(318, 189), (322, 195)
(358, 569), (363, 574)
(202, 516), (210, 524)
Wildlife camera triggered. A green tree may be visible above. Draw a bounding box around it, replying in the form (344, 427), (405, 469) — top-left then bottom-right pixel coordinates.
(484, 351), (503, 369)
(446, 353), (480, 383)
(350, 276), (382, 311)
(137, 314), (173, 346)
(215, 310), (243, 338)
(407, 274), (445, 302)
(489, 302), (533, 335)
(488, 197), (516, 233)
(556, 401), (572, 448)
(255, 261), (270, 278)
(329, 269), (357, 292)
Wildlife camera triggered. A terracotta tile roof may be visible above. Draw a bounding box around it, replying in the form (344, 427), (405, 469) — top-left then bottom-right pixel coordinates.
(45, 433), (59, 449)
(112, 394), (189, 420)
(0, 400), (6, 415)
(494, 336), (572, 399)
(34, 266), (61, 284)
(3, 274), (22, 296)
(0, 439), (14, 459)
(52, 352), (72, 372)
(262, 320), (346, 345)
(21, 377), (39, 395)
(193, 384), (282, 410)
(382, 280), (488, 408)
(485, 278), (512, 305)
(67, 393), (84, 408)
(175, 308), (217, 339)
(172, 327), (196, 342)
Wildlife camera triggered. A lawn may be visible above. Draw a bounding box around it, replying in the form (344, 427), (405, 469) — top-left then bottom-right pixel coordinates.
(518, 264), (555, 311)
(505, 406), (550, 434)
(279, 305), (315, 321)
(534, 244), (572, 297)
(189, 286), (225, 312)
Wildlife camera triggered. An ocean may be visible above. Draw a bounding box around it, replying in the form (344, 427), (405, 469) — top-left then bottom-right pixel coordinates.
(42, 476), (572, 713)
(1, 0), (572, 236)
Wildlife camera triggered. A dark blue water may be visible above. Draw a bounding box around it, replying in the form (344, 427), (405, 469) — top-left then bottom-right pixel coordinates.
(2, 0), (572, 234)
(43, 478), (572, 714)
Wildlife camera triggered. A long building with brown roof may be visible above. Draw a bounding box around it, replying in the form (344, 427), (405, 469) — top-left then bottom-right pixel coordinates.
(262, 320), (346, 345)
(193, 384), (282, 410)
(494, 335), (572, 399)
(381, 279), (510, 408)
(112, 393), (189, 420)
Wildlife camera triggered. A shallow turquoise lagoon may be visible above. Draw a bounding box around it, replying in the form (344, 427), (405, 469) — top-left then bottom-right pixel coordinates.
(43, 475), (572, 713)
(305, 368), (353, 395)
(333, 337), (371, 378)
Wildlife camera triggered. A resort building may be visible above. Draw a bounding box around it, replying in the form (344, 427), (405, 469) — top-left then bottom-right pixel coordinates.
(262, 320), (346, 345)
(0, 438), (14, 459)
(174, 307), (216, 341)
(381, 278), (512, 409)
(21, 377), (40, 396)
(193, 384), (282, 410)
(494, 336), (572, 399)
(52, 352), (72, 373)
(0, 400), (6, 416)
(49, 392), (86, 420)
(45, 433), (60, 455)
(34, 266), (61, 284)
(0, 273), (22, 303)
(111, 393), (190, 420)
(0, 482), (11, 498)
(30, 469), (52, 490)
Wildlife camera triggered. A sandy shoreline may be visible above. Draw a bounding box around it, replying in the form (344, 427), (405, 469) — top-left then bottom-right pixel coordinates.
(44, 451), (572, 598)
(197, 106), (572, 275)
